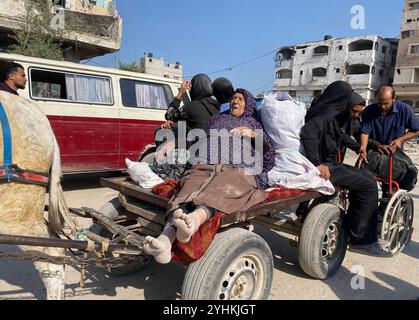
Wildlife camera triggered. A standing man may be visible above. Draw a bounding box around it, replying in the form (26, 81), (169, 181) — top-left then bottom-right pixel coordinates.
(358, 86), (419, 157)
(0, 62), (27, 95)
(357, 86), (419, 167)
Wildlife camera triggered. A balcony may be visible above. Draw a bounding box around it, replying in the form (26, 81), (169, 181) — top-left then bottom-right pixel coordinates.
(274, 78), (293, 88)
(276, 59), (293, 69)
(0, 0), (122, 61)
(348, 39), (374, 52)
(312, 45), (329, 57)
(345, 74), (370, 85)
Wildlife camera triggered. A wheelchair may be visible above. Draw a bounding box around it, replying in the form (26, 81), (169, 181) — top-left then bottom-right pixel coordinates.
(375, 155), (415, 255)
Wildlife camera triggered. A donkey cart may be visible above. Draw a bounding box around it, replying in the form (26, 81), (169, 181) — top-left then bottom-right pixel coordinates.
(0, 172), (414, 300)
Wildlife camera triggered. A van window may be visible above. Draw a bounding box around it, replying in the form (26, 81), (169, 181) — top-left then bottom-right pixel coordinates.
(30, 68), (113, 105)
(120, 78), (173, 110)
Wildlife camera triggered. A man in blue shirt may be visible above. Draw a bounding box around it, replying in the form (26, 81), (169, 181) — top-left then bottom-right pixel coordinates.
(358, 86), (419, 161)
(352, 87), (419, 255)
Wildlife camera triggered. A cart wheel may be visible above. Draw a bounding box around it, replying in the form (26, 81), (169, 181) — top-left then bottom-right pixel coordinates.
(90, 198), (151, 276)
(380, 191), (414, 255)
(182, 228), (273, 300)
(299, 204), (348, 280)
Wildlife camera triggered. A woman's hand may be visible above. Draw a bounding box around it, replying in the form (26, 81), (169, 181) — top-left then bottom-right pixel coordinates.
(356, 153), (369, 169)
(230, 127), (257, 139)
(161, 120), (174, 129)
(176, 81), (191, 100)
(317, 165), (331, 181)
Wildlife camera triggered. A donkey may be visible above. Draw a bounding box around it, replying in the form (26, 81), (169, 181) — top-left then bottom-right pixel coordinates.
(0, 91), (76, 300)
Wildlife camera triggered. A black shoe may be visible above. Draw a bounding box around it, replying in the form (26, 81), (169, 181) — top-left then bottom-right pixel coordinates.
(349, 240), (393, 258)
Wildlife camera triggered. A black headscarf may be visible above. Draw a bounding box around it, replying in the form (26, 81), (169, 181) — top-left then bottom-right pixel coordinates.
(305, 81), (353, 122)
(190, 74), (213, 100)
(212, 77), (234, 104)
(348, 92), (366, 108)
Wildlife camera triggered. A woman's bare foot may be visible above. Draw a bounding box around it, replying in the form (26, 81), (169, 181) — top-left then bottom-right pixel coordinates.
(173, 208), (208, 244)
(143, 235), (172, 264)
(173, 212), (195, 244)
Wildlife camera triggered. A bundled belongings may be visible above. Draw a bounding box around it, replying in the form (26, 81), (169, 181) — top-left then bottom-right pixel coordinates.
(260, 93), (335, 195)
(126, 159), (164, 189)
(151, 149), (191, 181)
(365, 150), (418, 192)
(260, 92), (305, 151)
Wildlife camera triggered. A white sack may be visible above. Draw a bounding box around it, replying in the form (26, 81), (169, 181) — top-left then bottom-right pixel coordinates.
(126, 159), (164, 189)
(268, 149), (335, 195)
(261, 93), (307, 151)
(261, 93), (335, 195)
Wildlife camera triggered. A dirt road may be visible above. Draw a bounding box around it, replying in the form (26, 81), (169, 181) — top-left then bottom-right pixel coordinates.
(0, 154), (418, 300)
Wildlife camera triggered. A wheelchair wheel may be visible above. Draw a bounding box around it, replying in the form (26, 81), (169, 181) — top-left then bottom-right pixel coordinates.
(380, 191), (414, 255)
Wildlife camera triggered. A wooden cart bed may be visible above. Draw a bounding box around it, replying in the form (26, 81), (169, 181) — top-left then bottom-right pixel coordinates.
(101, 177), (325, 236)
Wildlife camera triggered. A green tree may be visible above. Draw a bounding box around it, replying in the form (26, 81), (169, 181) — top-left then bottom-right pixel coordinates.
(11, 0), (65, 61)
(118, 61), (141, 73)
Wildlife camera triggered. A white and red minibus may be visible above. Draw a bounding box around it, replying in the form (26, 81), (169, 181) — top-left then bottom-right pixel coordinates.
(0, 53), (182, 173)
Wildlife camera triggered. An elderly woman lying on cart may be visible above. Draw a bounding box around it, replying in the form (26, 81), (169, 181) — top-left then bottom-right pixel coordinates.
(142, 89), (277, 264)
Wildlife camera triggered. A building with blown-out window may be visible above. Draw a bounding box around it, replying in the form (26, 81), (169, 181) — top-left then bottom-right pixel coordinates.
(273, 35), (398, 107)
(393, 0), (419, 114)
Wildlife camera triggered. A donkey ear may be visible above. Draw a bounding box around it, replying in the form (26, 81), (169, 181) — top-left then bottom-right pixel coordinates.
(125, 158), (133, 168)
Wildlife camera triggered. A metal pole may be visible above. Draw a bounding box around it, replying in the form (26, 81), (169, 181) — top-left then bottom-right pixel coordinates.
(389, 155), (393, 197)
(0, 234), (142, 253)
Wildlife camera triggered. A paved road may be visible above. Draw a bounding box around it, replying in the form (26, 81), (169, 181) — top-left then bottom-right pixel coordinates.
(0, 155), (418, 300)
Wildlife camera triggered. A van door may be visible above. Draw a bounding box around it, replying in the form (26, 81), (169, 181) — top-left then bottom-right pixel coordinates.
(29, 68), (119, 172)
(118, 78), (173, 166)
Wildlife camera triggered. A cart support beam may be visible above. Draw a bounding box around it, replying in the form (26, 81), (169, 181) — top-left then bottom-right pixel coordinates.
(0, 234), (142, 253)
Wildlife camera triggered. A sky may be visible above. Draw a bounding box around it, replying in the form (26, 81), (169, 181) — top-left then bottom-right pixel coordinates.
(90, 0), (404, 95)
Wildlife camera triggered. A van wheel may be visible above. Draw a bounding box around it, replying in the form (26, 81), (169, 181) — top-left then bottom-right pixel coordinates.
(90, 198), (151, 276)
(299, 204), (348, 280)
(182, 228), (273, 300)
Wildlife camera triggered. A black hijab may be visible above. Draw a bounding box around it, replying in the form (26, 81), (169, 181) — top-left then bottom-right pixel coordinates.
(305, 81), (353, 122)
(212, 77), (234, 104)
(348, 92), (366, 108)
(190, 74), (213, 100)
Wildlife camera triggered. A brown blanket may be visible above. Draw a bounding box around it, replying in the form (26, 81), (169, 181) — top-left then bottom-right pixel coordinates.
(168, 164), (267, 215)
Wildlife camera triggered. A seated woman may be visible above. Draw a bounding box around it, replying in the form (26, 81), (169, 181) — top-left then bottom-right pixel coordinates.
(143, 89), (275, 264)
(301, 81), (390, 257)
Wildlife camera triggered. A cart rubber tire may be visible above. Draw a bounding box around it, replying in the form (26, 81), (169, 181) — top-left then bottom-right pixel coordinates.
(182, 228), (273, 300)
(90, 198), (151, 276)
(299, 204), (348, 280)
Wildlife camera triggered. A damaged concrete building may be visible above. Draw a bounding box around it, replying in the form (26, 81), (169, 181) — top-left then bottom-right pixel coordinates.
(393, 0), (419, 113)
(274, 35), (398, 106)
(0, 0), (122, 61)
